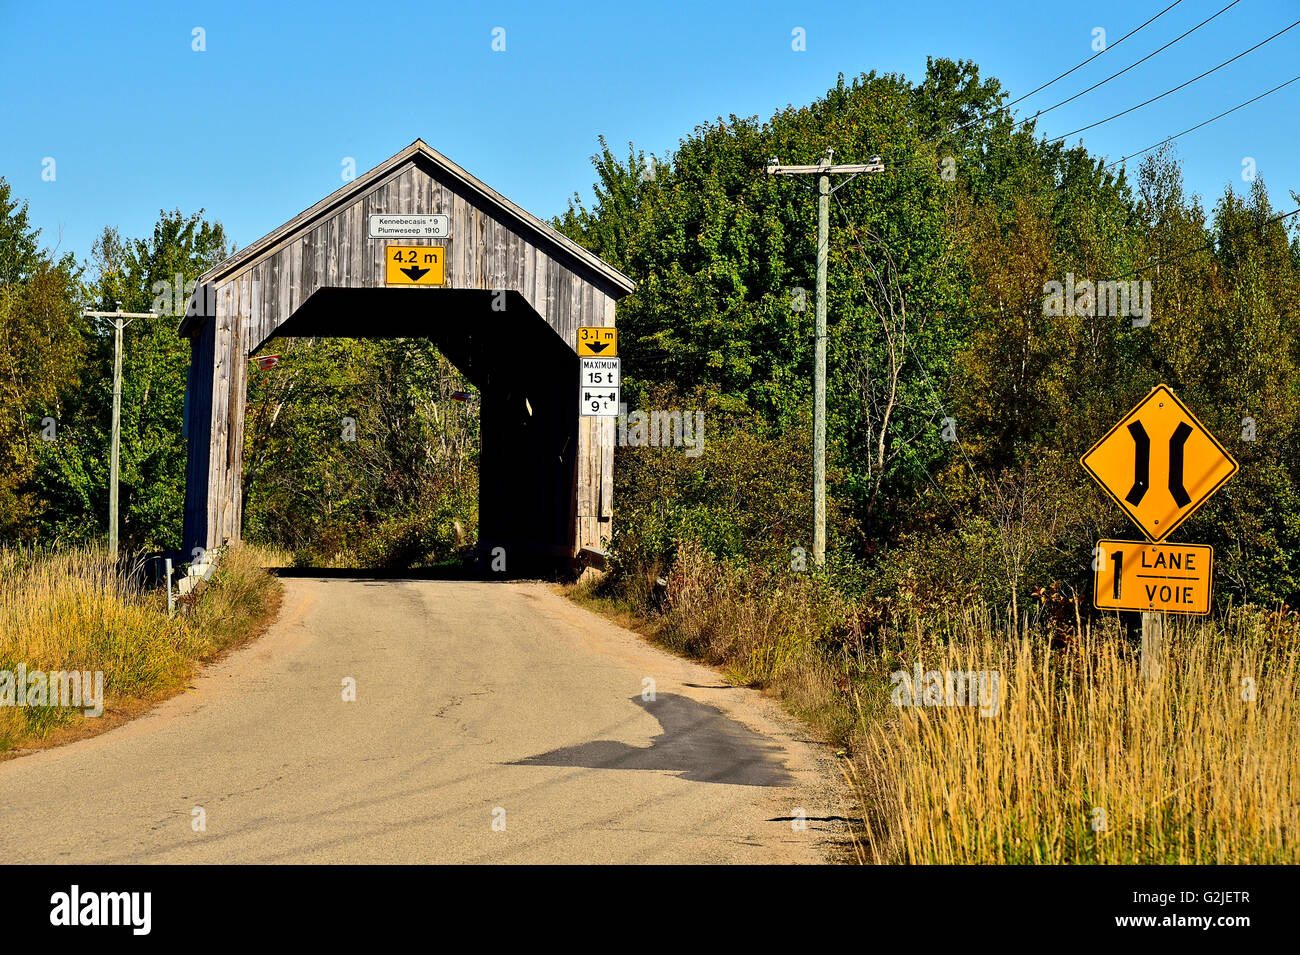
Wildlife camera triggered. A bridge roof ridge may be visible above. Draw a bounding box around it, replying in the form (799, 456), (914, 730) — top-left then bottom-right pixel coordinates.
(182, 139), (633, 332)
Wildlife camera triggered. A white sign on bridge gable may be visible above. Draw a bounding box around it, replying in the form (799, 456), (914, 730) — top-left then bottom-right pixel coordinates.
(368, 214), (450, 239)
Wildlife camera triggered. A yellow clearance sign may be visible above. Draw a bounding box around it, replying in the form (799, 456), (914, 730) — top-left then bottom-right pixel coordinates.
(577, 326), (617, 357)
(385, 245), (445, 286)
(1081, 384), (1237, 542)
(1094, 540), (1213, 615)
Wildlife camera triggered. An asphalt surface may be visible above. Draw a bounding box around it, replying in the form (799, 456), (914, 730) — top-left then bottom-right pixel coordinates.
(0, 576), (847, 863)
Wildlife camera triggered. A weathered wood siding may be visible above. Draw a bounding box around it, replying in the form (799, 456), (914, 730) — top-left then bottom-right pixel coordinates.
(182, 148), (627, 561)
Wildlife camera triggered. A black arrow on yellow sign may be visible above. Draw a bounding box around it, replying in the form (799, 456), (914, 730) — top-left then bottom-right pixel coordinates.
(401, 265), (430, 281)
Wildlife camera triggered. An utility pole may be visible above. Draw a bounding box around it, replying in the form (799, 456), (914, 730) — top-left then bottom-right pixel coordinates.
(85, 308), (156, 556)
(766, 150), (884, 565)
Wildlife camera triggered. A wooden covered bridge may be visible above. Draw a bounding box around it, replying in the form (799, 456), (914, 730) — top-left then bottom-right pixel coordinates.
(178, 140), (634, 570)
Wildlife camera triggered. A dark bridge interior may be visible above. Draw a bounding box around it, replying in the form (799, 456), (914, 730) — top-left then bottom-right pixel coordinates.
(265, 287), (580, 569)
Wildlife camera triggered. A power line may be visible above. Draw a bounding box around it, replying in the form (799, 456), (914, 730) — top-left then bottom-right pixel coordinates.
(918, 0), (1188, 149)
(882, 70), (1300, 209)
(896, 73), (1300, 176)
(1134, 206), (1300, 276)
(826, 201), (1300, 334)
(890, 15), (1299, 184)
(1012, 0), (1243, 131)
(1049, 18), (1300, 143)
(1101, 73), (1300, 171)
(942, 205), (1300, 325)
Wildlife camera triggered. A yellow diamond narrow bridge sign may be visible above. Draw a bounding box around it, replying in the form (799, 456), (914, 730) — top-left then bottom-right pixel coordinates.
(1081, 384), (1237, 542)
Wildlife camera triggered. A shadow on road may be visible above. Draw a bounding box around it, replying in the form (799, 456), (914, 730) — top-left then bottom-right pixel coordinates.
(510, 694), (794, 787)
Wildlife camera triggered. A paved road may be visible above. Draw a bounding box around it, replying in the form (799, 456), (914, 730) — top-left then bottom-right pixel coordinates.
(0, 576), (847, 863)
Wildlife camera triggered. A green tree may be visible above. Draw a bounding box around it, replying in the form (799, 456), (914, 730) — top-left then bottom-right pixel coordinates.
(0, 178), (85, 541)
(35, 210), (230, 549)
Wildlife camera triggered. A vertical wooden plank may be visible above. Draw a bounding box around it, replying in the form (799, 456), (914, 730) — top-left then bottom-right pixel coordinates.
(522, 241), (537, 317)
(546, 266), (559, 343)
(414, 165), (430, 215)
(505, 225), (519, 295)
(325, 211), (339, 290)
(599, 416), (614, 520)
(398, 166), (413, 216)
(263, 257), (278, 336)
(226, 285), (251, 543)
(250, 266), (265, 352)
(453, 191), (470, 288)
(562, 271), (576, 346)
(337, 206), (352, 286)
(208, 282), (233, 546)
(299, 228), (315, 308)
(276, 248), (291, 326)
(477, 203), (489, 289)
(310, 222), (326, 299)
(535, 249), (549, 324)
(292, 238), (304, 314)
(495, 219), (509, 291)
(239, 272), (252, 356)
(353, 195), (367, 286)
(464, 201), (477, 288)
(367, 180), (387, 286)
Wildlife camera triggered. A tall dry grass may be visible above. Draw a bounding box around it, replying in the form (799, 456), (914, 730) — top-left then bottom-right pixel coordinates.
(578, 539), (1300, 864)
(851, 610), (1300, 864)
(0, 544), (279, 751)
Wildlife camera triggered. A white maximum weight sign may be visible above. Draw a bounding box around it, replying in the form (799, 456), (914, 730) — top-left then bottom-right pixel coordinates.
(580, 357), (620, 388)
(580, 387), (619, 416)
(580, 357), (620, 417)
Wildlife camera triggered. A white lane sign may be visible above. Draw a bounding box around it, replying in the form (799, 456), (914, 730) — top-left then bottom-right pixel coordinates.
(368, 214), (451, 239)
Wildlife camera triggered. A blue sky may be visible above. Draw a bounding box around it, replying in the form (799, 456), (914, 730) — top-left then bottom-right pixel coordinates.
(2, 0), (1297, 266)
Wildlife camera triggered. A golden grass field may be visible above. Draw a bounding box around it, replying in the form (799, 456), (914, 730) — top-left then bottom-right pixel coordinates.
(573, 541), (1300, 864)
(0, 544), (279, 754)
(850, 609), (1300, 864)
